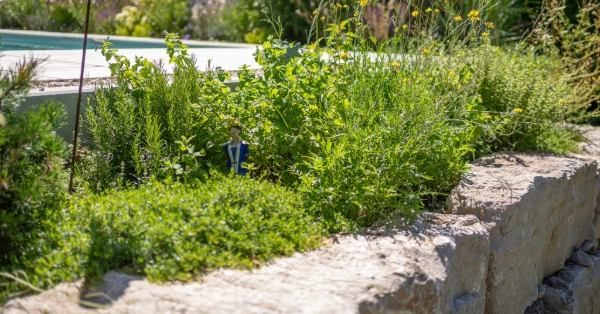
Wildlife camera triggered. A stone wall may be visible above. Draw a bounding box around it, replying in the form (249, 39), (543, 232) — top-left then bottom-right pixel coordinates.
(3, 142), (600, 313)
(525, 243), (600, 314)
(446, 153), (599, 314)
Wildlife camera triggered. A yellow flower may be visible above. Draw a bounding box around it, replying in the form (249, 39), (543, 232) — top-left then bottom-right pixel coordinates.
(426, 7), (432, 13)
(467, 10), (479, 18)
(357, 22), (362, 26)
(434, 8), (440, 13)
(336, 3), (342, 8)
(391, 61), (400, 68)
(468, 10), (481, 22)
(343, 4), (348, 8)
(412, 10), (419, 17)
(485, 114), (493, 120)
(321, 15), (326, 21)
(513, 108), (523, 114)
(358, 0), (368, 6)
(558, 99), (565, 105)
(448, 71), (455, 76)
(354, 11), (359, 17)
(402, 24), (408, 29)
(454, 16), (463, 22)
(403, 78), (410, 84)
(485, 22), (495, 29)
(340, 52), (349, 59)
(482, 32), (488, 37)
(422, 48), (431, 55)
(313, 9), (318, 15)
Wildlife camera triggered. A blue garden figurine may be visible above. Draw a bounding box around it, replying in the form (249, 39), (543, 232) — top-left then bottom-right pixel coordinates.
(222, 118), (249, 176)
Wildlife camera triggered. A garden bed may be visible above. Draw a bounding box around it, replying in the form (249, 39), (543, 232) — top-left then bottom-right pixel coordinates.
(2, 0), (598, 308)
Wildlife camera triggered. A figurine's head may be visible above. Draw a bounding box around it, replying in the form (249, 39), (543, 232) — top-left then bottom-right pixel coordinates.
(229, 118), (242, 140)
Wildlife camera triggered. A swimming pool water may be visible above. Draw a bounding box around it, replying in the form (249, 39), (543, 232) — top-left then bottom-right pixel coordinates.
(0, 32), (233, 51)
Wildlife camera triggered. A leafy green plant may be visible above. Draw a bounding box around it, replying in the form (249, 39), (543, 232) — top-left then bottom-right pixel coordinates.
(0, 57), (68, 268)
(83, 33), (232, 187)
(83, 1), (580, 230)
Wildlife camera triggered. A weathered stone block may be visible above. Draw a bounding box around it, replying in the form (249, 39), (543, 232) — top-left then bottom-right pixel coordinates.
(2, 214), (490, 314)
(447, 152), (598, 314)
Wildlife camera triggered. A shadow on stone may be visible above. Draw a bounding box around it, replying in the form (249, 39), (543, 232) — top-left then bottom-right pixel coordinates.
(79, 271), (142, 308)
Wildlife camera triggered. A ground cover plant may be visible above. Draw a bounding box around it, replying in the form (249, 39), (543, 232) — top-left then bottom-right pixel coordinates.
(0, 176), (322, 296)
(0, 0), (589, 305)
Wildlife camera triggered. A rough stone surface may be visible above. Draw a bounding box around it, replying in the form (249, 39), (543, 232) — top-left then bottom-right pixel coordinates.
(524, 300), (559, 314)
(573, 126), (600, 249)
(580, 239), (595, 252)
(538, 250), (600, 314)
(447, 152), (598, 314)
(1, 213), (490, 314)
(571, 249), (592, 267)
(537, 285), (546, 300)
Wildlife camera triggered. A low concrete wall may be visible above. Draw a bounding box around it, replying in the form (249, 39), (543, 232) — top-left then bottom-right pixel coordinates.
(22, 87), (95, 142)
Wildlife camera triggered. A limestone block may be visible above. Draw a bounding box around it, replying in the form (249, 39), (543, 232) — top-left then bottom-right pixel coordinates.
(2, 213), (490, 314)
(538, 250), (600, 314)
(574, 126), (600, 250)
(447, 152), (598, 314)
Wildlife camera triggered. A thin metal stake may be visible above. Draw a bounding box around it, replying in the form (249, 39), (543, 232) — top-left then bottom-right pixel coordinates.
(68, 0), (92, 192)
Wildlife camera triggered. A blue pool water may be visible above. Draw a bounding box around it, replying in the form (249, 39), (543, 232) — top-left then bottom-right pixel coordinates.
(0, 32), (235, 51)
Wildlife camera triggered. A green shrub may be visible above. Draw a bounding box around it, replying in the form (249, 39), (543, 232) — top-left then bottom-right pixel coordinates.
(473, 46), (580, 154)
(82, 34), (232, 190)
(528, 0), (600, 123)
(113, 0), (190, 37)
(228, 2), (529, 229)
(188, 0), (236, 42)
(0, 58), (68, 267)
(12, 176), (322, 288)
(0, 0), (50, 30)
(114, 5), (152, 37)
